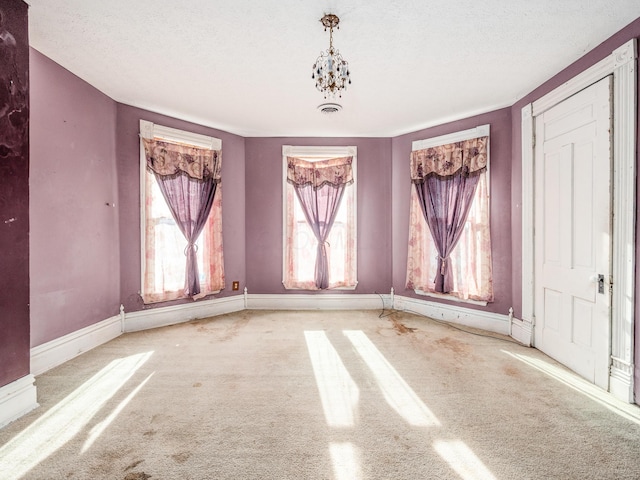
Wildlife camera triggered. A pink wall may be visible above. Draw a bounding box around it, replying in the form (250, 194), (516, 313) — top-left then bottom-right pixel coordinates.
(244, 137), (392, 295)
(391, 108), (513, 316)
(0, 0), (29, 387)
(29, 49), (120, 347)
(116, 105), (246, 312)
(509, 17), (640, 403)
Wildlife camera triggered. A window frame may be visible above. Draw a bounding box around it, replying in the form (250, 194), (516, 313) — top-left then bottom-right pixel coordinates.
(282, 145), (358, 290)
(139, 119), (223, 303)
(409, 124), (491, 305)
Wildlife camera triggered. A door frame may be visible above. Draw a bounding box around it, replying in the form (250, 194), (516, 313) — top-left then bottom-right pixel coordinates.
(521, 39), (637, 403)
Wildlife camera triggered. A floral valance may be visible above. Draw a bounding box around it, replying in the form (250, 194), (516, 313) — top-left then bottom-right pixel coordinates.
(287, 156), (353, 189)
(142, 137), (221, 181)
(410, 136), (488, 181)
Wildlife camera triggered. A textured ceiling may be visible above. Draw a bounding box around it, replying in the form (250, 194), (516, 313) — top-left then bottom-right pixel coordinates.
(27, 1), (640, 137)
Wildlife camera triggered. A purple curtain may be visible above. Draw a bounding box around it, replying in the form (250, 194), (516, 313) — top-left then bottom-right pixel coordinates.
(142, 137), (221, 298)
(414, 171), (480, 293)
(294, 183), (346, 289)
(287, 156), (353, 290)
(154, 174), (217, 297)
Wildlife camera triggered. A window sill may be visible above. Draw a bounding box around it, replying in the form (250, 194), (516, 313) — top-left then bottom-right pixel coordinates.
(141, 289), (222, 305)
(414, 289), (488, 307)
(282, 282), (358, 291)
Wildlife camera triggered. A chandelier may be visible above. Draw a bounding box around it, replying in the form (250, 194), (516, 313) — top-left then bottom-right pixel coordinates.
(312, 14), (351, 98)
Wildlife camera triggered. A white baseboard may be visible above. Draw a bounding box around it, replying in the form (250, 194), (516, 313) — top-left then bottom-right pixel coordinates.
(0, 375), (38, 429)
(124, 295), (245, 332)
(610, 357), (635, 403)
(510, 317), (533, 347)
(393, 295), (510, 335)
(246, 293), (390, 311)
(31, 314), (123, 376)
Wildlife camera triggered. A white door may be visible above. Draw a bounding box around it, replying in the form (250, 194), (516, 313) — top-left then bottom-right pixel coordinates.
(534, 76), (612, 389)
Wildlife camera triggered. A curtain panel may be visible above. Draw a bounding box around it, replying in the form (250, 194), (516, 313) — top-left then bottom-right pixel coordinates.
(406, 135), (493, 301)
(142, 138), (224, 301)
(284, 156), (355, 290)
(143, 181), (225, 304)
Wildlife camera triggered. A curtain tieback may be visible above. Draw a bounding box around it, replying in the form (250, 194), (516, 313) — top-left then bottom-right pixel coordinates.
(184, 243), (199, 256)
(439, 256), (448, 275)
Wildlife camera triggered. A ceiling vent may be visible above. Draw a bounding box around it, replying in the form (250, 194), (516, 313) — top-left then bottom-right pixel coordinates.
(317, 103), (343, 114)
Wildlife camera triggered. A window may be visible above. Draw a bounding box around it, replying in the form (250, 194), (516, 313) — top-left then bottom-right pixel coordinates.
(283, 146), (357, 290)
(140, 120), (225, 303)
(406, 125), (493, 303)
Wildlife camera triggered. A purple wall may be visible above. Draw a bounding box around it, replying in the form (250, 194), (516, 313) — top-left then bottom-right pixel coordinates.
(29, 49), (120, 347)
(0, 0), (29, 387)
(391, 109), (513, 316)
(116, 105), (246, 312)
(18, 14), (640, 402)
(509, 17), (640, 402)
(244, 137), (392, 295)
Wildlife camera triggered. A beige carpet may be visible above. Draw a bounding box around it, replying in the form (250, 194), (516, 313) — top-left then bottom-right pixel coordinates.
(1, 309), (639, 479)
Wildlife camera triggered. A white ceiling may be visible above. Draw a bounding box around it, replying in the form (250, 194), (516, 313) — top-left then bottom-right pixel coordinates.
(27, 1), (640, 137)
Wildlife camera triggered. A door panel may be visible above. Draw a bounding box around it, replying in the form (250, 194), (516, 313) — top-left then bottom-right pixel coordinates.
(534, 76), (612, 389)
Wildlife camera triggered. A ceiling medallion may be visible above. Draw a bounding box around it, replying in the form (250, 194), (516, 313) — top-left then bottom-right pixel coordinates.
(312, 13), (351, 99)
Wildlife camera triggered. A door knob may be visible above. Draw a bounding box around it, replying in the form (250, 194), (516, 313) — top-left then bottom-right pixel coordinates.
(589, 274), (605, 294)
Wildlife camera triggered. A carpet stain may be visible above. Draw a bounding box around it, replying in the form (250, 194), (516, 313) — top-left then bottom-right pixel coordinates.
(389, 317), (417, 335)
(102, 448), (131, 461)
(143, 429), (157, 437)
(503, 365), (521, 377)
(150, 413), (171, 424)
(435, 336), (470, 356)
(193, 382), (202, 387)
(171, 452), (191, 464)
(124, 473), (151, 480)
(220, 316), (251, 341)
(124, 460), (144, 472)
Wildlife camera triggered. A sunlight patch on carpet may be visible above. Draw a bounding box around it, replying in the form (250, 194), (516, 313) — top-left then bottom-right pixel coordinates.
(330, 442), (361, 480)
(82, 372), (155, 453)
(305, 331), (359, 427)
(0, 351), (153, 479)
(502, 350), (640, 425)
(343, 330), (440, 427)
(434, 440), (497, 480)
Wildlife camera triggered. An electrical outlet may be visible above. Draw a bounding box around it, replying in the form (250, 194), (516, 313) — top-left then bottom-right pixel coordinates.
(232, 281), (240, 291)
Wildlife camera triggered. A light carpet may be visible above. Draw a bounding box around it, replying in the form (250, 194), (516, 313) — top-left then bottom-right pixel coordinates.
(0, 309), (639, 479)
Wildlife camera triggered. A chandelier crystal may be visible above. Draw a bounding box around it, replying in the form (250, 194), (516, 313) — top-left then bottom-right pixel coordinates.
(312, 14), (351, 99)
